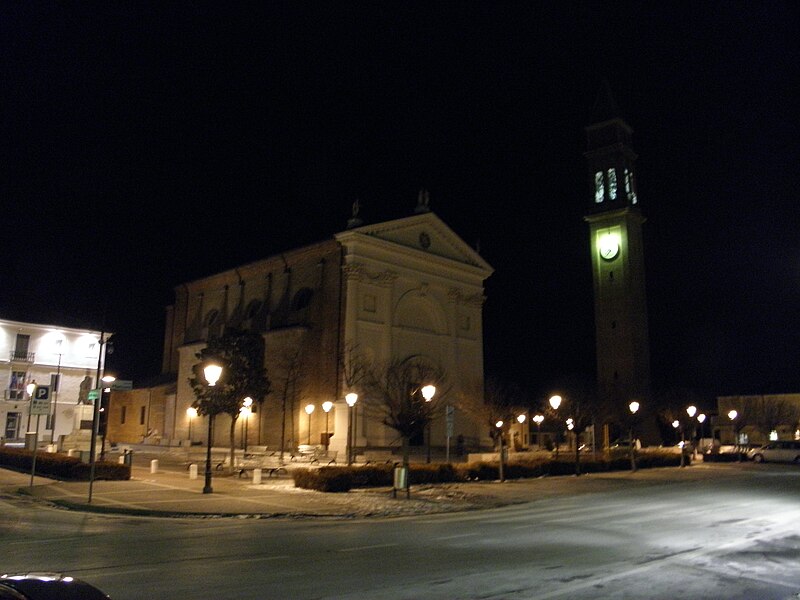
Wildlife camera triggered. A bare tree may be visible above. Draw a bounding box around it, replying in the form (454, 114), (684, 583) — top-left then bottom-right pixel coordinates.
(272, 345), (305, 464)
(750, 396), (800, 441)
(364, 358), (447, 475)
(455, 377), (524, 482)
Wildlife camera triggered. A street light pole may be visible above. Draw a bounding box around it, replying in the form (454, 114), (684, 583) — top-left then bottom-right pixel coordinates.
(496, 420), (505, 482)
(422, 385), (436, 463)
(202, 363), (222, 494)
(728, 410), (739, 461)
(88, 329), (109, 504)
(305, 404), (315, 445)
(345, 393), (358, 465)
(549, 395), (562, 458)
(533, 414), (544, 450)
(322, 401), (333, 453)
(629, 401), (640, 472)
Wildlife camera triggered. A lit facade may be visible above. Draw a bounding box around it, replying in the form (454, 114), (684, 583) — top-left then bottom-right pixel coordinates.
(113, 209), (493, 455)
(0, 318), (108, 443)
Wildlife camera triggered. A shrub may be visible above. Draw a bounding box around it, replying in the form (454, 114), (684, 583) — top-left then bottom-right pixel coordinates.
(0, 447), (130, 481)
(292, 467), (352, 492)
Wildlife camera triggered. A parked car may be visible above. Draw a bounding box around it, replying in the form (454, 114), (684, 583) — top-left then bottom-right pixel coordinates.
(746, 441), (800, 464)
(0, 573), (110, 600)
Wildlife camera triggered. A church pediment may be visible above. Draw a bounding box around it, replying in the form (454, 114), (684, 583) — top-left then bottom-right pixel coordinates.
(336, 212), (493, 274)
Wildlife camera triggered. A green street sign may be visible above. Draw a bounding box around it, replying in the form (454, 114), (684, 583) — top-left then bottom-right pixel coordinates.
(87, 389), (100, 402)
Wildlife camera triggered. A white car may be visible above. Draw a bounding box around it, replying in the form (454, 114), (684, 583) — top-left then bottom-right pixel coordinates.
(746, 441), (800, 464)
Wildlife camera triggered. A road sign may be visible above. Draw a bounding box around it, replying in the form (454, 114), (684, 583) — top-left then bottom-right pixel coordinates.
(110, 379), (133, 391)
(30, 384), (51, 415)
(87, 389), (100, 402)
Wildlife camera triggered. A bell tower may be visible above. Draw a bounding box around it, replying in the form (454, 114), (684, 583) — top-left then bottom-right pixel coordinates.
(584, 88), (651, 415)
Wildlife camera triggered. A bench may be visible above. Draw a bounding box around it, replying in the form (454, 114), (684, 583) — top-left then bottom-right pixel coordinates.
(234, 454), (287, 479)
(290, 445), (338, 465)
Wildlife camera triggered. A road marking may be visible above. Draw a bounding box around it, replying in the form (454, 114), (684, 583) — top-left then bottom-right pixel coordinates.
(435, 532), (480, 540)
(529, 508), (800, 599)
(337, 543), (399, 553)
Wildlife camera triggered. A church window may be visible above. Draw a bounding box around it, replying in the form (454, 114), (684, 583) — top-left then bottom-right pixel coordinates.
(625, 169), (638, 204)
(245, 300), (262, 319)
(121, 406), (127, 425)
(594, 171), (604, 203)
(292, 288), (314, 311)
(607, 168), (617, 200)
(204, 309), (219, 327)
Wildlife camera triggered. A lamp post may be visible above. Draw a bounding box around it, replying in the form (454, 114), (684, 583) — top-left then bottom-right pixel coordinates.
(697, 413), (706, 448)
(549, 395), (562, 458)
(629, 401), (640, 472)
(99, 375), (116, 461)
(202, 363), (222, 494)
(517, 413), (527, 449)
(728, 409), (739, 460)
(241, 397), (253, 451)
(322, 400), (333, 452)
(672, 418), (686, 467)
(686, 405), (697, 458)
(26, 382), (38, 487)
(88, 329), (111, 504)
(186, 406), (198, 443)
(496, 420), (505, 482)
(305, 403), (315, 445)
(533, 414), (544, 450)
(421, 384), (436, 463)
(345, 392), (358, 465)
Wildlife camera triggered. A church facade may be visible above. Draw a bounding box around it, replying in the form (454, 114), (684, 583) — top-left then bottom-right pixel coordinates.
(115, 204), (493, 456)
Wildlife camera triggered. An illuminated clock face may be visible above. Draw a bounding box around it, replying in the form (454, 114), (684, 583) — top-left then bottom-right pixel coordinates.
(598, 233), (620, 261)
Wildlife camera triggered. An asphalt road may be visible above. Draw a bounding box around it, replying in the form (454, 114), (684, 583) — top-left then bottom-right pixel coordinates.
(2, 463), (799, 599)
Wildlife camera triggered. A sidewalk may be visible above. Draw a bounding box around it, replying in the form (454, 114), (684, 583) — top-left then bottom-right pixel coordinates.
(0, 450), (520, 519)
(1, 452), (721, 520)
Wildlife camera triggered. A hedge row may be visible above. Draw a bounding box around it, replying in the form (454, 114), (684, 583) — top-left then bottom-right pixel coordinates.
(293, 451), (687, 492)
(0, 447), (130, 481)
(701, 452), (748, 462)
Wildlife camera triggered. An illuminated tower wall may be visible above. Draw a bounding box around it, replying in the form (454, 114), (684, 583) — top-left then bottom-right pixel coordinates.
(584, 114), (651, 413)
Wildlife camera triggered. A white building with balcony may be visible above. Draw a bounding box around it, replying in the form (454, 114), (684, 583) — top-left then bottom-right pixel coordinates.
(1, 318), (109, 444)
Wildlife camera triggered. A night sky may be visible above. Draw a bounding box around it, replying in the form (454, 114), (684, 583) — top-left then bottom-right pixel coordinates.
(2, 2), (798, 405)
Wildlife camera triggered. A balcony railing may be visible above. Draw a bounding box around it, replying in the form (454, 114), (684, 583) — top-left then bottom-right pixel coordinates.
(9, 351), (35, 363)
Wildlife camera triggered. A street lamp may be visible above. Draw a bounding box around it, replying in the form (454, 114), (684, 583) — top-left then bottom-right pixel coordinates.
(26, 382), (38, 487)
(239, 405), (252, 452)
(98, 375), (116, 461)
(686, 405), (697, 457)
(672, 418), (686, 467)
(345, 392), (358, 465)
(496, 420), (505, 482)
(322, 400), (333, 452)
(186, 406), (198, 443)
(517, 413), (527, 450)
(202, 363), (222, 494)
(421, 385), (436, 463)
(532, 414), (544, 450)
(305, 403), (315, 445)
(629, 401), (640, 472)
(549, 395), (562, 458)
(697, 413), (707, 443)
(728, 409), (739, 460)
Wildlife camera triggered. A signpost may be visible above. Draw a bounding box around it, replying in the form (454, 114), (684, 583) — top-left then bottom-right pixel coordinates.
(29, 385), (50, 486)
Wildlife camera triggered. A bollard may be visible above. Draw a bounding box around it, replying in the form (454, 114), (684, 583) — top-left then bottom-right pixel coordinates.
(253, 468), (262, 485)
(118, 456), (125, 464)
(46, 444), (57, 453)
(189, 464), (198, 480)
(150, 459), (158, 474)
(68, 449), (79, 458)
